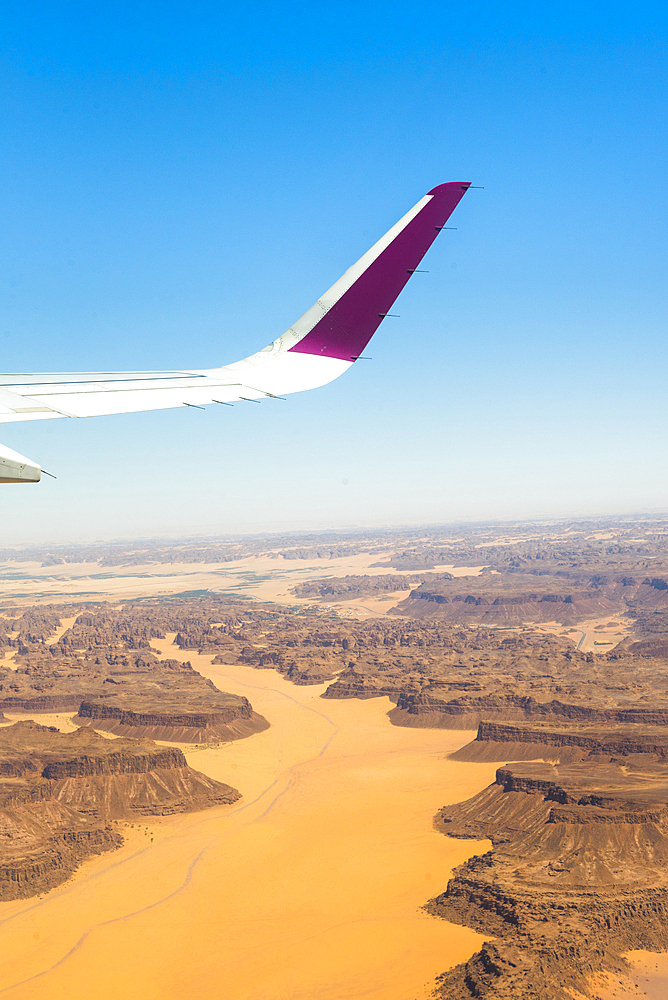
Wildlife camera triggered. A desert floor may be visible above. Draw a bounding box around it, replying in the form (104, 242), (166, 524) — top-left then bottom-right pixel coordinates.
(0, 648), (498, 1000)
(591, 950), (668, 1000)
(0, 552), (483, 612)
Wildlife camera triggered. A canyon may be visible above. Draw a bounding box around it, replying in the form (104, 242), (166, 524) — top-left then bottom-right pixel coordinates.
(3, 517), (668, 996)
(0, 720), (239, 899)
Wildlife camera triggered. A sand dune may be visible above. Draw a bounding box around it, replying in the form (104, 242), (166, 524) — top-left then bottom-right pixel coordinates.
(0, 657), (497, 1000)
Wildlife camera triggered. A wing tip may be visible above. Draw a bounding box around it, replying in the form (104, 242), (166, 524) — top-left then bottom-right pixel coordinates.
(427, 181), (471, 196)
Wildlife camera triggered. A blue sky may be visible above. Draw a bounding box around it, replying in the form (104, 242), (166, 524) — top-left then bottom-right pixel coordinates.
(1, 2), (667, 544)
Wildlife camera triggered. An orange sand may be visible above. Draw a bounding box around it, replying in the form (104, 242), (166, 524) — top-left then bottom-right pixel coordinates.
(593, 951), (668, 999)
(0, 658), (496, 1000)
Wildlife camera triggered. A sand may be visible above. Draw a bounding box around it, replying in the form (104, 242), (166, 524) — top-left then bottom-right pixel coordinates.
(320, 588), (416, 619)
(0, 553), (484, 611)
(568, 614), (634, 653)
(0, 653), (497, 1000)
(593, 951), (668, 999)
(519, 613), (634, 652)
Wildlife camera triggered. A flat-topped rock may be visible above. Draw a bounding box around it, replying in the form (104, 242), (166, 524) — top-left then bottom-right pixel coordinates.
(0, 721), (240, 900)
(431, 721), (668, 999)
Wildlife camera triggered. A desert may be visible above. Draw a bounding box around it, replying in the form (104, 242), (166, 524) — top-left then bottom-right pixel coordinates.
(2, 517), (668, 996)
(3, 13), (665, 998)
(0, 661), (496, 1000)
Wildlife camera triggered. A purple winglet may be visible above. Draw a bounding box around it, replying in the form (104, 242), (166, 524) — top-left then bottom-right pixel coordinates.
(288, 182), (470, 362)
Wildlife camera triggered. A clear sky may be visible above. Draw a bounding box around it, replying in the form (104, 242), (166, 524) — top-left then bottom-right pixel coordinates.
(1, 2), (667, 544)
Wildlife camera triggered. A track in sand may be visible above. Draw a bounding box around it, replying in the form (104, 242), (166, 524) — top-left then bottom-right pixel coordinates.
(0, 651), (497, 1000)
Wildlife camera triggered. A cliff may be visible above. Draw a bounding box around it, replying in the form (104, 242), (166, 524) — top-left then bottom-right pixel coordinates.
(0, 721), (240, 900)
(429, 721), (668, 999)
(320, 666), (403, 700)
(393, 582), (621, 625)
(0, 642), (269, 743)
(73, 697), (269, 742)
(389, 690), (668, 730)
(450, 719), (668, 762)
(289, 572), (435, 600)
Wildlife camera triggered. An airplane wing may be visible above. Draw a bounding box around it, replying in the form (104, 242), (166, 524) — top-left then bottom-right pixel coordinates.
(0, 181), (470, 483)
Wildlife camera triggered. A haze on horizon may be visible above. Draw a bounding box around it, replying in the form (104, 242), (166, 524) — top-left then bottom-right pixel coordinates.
(1, 2), (667, 546)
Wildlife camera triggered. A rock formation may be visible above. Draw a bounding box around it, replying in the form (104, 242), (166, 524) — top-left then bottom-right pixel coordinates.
(0, 721), (239, 900)
(0, 605), (269, 742)
(429, 721), (668, 999)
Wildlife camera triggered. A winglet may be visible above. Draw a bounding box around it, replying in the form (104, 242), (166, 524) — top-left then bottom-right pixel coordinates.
(0, 442), (41, 483)
(287, 182), (470, 362)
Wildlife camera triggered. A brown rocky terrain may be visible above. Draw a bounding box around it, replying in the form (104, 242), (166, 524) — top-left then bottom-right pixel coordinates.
(0, 527), (402, 567)
(5, 519), (668, 989)
(0, 720), (239, 900)
(6, 593), (668, 739)
(393, 574), (668, 626)
(0, 602), (269, 741)
(290, 572), (452, 600)
(1, 512), (667, 574)
(427, 720), (668, 999)
(319, 627), (668, 731)
(367, 518), (668, 578)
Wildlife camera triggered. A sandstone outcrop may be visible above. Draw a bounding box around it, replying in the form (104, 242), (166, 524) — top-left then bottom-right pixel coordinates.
(390, 690), (668, 730)
(0, 721), (240, 900)
(429, 721), (668, 999)
(395, 583), (620, 625)
(320, 665), (404, 700)
(0, 608), (269, 743)
(73, 697), (268, 741)
(290, 572), (452, 600)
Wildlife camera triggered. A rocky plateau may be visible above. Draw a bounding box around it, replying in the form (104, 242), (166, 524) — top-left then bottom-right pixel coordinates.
(5, 518), (668, 992)
(427, 720), (668, 999)
(0, 720), (239, 900)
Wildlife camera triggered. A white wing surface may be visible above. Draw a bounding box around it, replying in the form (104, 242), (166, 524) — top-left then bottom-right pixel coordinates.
(0, 182), (470, 482)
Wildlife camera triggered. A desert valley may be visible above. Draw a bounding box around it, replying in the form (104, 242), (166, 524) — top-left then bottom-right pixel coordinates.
(1, 517), (668, 998)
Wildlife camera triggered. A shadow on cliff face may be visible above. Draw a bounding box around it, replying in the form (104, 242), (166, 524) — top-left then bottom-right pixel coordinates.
(428, 722), (668, 1000)
(0, 721), (240, 900)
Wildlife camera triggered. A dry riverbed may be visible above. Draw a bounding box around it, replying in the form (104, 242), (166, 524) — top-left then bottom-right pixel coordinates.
(0, 654), (497, 1000)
